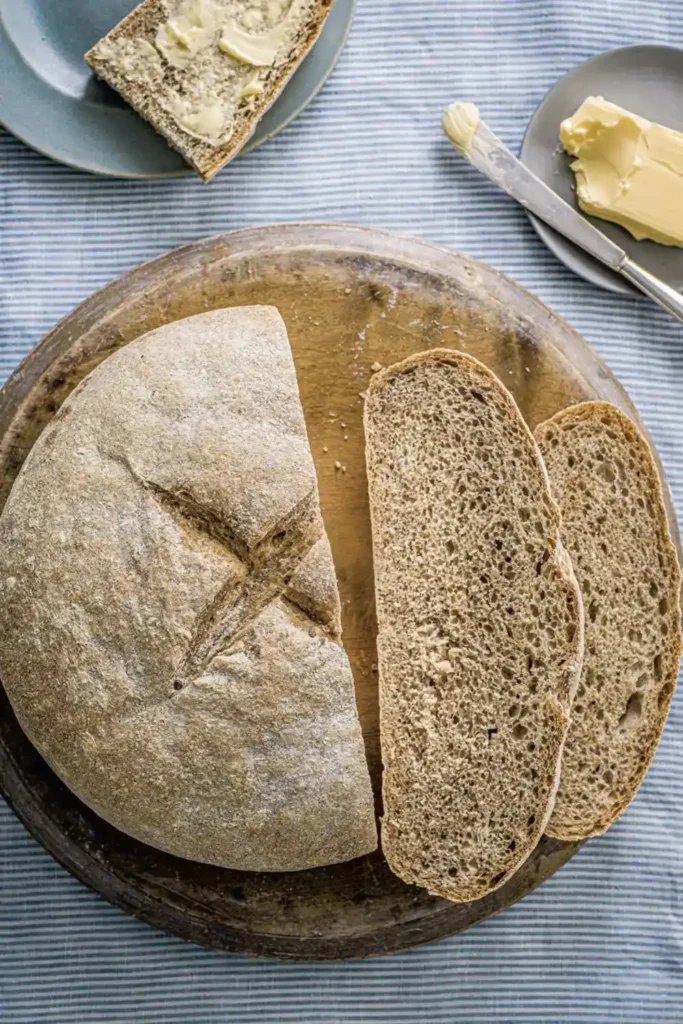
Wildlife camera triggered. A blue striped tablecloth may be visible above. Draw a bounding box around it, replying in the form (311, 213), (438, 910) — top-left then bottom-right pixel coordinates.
(1, 2), (682, 1021)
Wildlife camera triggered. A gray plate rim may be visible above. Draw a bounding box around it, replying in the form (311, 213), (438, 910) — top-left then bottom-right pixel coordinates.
(0, 0), (356, 180)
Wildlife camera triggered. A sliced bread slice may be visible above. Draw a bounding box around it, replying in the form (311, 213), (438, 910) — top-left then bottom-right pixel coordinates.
(535, 401), (682, 840)
(85, 0), (334, 181)
(365, 349), (584, 903)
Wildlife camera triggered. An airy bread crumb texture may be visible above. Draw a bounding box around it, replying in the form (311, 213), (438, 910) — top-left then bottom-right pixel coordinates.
(365, 349), (584, 903)
(536, 402), (682, 840)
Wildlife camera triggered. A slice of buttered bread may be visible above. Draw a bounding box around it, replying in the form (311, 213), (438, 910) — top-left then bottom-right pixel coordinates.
(86, 0), (334, 181)
(536, 402), (682, 840)
(365, 350), (584, 903)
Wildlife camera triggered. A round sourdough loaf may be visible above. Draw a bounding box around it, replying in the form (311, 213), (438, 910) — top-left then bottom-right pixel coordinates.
(0, 306), (377, 871)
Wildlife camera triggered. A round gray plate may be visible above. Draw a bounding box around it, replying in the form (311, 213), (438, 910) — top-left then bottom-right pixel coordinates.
(0, 0), (355, 179)
(521, 45), (683, 295)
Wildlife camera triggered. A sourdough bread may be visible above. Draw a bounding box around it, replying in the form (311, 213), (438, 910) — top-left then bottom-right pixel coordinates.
(86, 0), (334, 181)
(536, 401), (682, 839)
(365, 349), (584, 903)
(0, 306), (377, 870)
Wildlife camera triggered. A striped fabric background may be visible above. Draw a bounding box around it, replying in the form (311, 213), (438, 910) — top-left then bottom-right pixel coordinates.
(1, 1), (683, 1021)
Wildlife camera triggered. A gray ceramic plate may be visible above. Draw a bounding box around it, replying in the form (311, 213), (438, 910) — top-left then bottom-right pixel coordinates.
(0, 0), (355, 179)
(520, 45), (683, 295)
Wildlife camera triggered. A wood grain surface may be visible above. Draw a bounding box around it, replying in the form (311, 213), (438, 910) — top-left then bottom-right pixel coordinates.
(0, 223), (677, 960)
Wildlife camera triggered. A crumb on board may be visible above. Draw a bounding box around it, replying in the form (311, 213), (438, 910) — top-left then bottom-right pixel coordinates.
(340, 422), (346, 428)
(335, 461), (342, 470)
(344, 288), (351, 294)
(359, 390), (368, 400)
(342, 465), (347, 473)
(322, 446), (328, 453)
(343, 434), (349, 441)
(328, 411), (336, 417)
(371, 362), (383, 373)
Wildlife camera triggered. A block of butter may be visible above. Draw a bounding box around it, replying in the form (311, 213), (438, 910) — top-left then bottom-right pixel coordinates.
(560, 96), (683, 247)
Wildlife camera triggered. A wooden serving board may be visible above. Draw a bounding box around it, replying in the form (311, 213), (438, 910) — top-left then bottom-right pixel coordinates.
(0, 224), (678, 961)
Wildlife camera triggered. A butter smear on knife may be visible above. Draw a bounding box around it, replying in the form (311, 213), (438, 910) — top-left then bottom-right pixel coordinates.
(560, 97), (683, 247)
(442, 101), (480, 154)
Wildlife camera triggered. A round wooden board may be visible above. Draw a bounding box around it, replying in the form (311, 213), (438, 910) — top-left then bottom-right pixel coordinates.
(0, 224), (678, 961)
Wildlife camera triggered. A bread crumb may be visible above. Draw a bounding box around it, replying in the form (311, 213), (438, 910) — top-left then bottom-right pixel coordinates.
(525, 366), (531, 373)
(359, 390), (368, 401)
(322, 446), (328, 453)
(329, 411), (336, 417)
(344, 287), (351, 294)
(335, 461), (342, 470)
(341, 465), (347, 473)
(371, 362), (383, 373)
(344, 434), (349, 441)
(340, 422), (346, 428)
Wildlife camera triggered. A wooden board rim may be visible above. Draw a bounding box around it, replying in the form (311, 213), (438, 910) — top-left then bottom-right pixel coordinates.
(0, 222), (677, 960)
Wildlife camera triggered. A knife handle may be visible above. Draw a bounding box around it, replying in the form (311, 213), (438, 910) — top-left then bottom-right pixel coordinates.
(620, 258), (683, 326)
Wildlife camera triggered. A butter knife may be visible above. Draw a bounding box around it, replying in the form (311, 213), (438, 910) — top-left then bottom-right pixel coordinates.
(442, 102), (683, 325)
